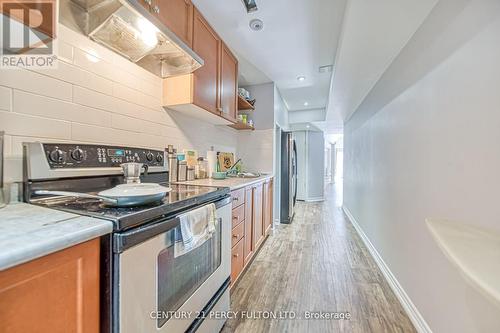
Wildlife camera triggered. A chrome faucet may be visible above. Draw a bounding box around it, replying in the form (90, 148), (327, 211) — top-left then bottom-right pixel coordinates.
(226, 158), (242, 176)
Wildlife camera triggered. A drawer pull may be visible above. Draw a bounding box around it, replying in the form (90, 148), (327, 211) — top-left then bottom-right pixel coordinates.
(233, 197), (239, 201)
(232, 234), (240, 238)
(233, 253), (239, 258)
(233, 216), (238, 220)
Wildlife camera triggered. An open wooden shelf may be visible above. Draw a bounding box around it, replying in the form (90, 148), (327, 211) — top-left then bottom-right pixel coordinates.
(238, 95), (255, 111)
(228, 122), (255, 130)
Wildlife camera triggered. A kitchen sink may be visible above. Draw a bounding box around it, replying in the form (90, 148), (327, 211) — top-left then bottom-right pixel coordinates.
(227, 172), (262, 178)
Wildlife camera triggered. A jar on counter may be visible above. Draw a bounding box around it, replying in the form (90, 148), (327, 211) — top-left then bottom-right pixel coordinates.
(195, 157), (208, 179)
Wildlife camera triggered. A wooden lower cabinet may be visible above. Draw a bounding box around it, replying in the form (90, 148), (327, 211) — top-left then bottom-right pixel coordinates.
(0, 239), (100, 333)
(263, 178), (274, 236)
(230, 178), (273, 285)
(252, 183), (265, 250)
(243, 187), (254, 264)
(230, 238), (244, 283)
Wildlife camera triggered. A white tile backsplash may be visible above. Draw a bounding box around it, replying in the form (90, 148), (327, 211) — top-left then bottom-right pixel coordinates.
(72, 86), (117, 112)
(0, 23), (238, 183)
(13, 90), (112, 127)
(0, 87), (12, 111)
(0, 68), (73, 101)
(0, 111), (71, 140)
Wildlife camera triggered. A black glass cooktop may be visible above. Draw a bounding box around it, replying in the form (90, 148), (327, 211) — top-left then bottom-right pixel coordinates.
(28, 176), (229, 231)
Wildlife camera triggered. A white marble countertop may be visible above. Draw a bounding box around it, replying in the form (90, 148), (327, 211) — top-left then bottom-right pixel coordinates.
(0, 203), (113, 271)
(177, 174), (274, 191)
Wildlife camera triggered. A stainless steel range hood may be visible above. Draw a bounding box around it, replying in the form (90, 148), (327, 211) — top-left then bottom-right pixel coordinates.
(60, 0), (203, 77)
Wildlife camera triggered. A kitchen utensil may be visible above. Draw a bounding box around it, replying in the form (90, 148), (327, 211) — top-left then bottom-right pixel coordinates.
(212, 172), (227, 180)
(195, 157), (208, 179)
(121, 162), (148, 183)
(217, 152), (234, 172)
(167, 145), (178, 183)
(0, 131), (5, 209)
(206, 150), (217, 178)
(187, 167), (195, 181)
(178, 160), (187, 181)
(183, 149), (198, 167)
(35, 183), (171, 207)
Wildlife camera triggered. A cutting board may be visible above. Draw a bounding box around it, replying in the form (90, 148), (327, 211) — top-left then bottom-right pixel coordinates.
(217, 152), (234, 172)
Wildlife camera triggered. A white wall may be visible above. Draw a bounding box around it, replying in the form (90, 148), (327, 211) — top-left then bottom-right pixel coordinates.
(344, 4), (500, 333)
(236, 129), (274, 173)
(306, 131), (324, 200)
(0, 24), (237, 186)
(241, 82), (275, 130)
(294, 130), (324, 202)
(288, 108), (326, 124)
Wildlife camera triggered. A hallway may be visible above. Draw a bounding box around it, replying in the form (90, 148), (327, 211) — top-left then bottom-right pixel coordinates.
(222, 183), (416, 333)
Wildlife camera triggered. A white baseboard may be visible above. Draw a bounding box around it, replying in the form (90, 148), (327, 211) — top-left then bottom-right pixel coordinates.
(342, 206), (433, 333)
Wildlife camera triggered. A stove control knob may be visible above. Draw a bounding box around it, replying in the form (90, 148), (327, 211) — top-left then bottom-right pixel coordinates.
(49, 149), (65, 163)
(156, 153), (163, 163)
(146, 152), (154, 161)
(71, 148), (85, 162)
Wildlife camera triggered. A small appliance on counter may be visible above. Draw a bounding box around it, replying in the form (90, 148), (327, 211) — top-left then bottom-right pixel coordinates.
(23, 142), (232, 333)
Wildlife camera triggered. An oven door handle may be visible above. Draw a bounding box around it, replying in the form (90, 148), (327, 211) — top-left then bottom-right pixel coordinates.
(113, 196), (231, 253)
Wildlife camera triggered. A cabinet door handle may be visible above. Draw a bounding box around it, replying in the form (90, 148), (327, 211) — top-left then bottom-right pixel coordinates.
(153, 5), (160, 13)
(232, 234), (240, 238)
(233, 253), (239, 258)
(233, 216), (238, 220)
(233, 197), (239, 201)
(144, 0), (152, 5)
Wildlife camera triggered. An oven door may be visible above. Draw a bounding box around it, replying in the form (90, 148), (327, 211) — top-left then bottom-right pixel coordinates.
(113, 197), (231, 333)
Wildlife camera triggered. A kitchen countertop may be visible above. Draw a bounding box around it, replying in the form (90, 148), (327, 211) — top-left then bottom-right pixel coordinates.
(0, 203), (113, 271)
(176, 174), (274, 191)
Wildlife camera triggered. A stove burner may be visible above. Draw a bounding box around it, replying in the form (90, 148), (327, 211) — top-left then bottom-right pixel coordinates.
(30, 182), (228, 231)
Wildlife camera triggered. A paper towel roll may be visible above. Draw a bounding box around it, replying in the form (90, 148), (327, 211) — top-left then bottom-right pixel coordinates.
(206, 151), (217, 178)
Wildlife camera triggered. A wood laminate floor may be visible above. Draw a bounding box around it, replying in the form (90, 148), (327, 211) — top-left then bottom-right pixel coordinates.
(221, 182), (416, 333)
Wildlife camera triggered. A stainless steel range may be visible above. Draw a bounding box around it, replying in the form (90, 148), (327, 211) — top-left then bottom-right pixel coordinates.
(23, 142), (232, 333)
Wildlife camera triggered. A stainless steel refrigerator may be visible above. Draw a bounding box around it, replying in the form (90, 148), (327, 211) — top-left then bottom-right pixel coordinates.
(280, 132), (297, 224)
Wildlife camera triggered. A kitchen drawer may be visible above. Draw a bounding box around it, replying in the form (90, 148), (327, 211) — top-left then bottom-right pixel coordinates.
(231, 188), (245, 209)
(231, 220), (245, 248)
(231, 204), (245, 228)
(231, 238), (244, 283)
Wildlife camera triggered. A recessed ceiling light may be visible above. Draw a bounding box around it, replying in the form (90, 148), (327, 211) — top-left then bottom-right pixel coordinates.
(304, 102), (309, 106)
(306, 125), (310, 128)
(249, 19), (264, 31)
(297, 76), (306, 82)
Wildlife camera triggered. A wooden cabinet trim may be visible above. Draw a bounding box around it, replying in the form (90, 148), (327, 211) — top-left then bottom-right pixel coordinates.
(231, 221), (245, 248)
(231, 204), (245, 229)
(220, 42), (238, 123)
(192, 7), (221, 115)
(231, 188), (245, 209)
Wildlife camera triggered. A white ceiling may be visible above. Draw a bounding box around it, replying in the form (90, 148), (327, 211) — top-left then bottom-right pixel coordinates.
(192, 0), (441, 135)
(192, 0), (347, 112)
(325, 0), (439, 132)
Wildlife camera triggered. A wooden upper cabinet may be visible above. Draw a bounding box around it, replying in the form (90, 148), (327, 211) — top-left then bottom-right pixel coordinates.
(0, 239), (100, 333)
(155, 0), (194, 47)
(192, 7), (220, 114)
(138, 0), (152, 12)
(220, 42), (238, 122)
